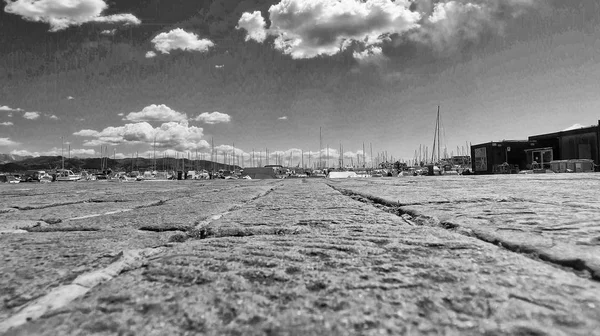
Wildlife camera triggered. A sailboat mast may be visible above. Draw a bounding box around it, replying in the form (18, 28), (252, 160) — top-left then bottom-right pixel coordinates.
(153, 136), (157, 171)
(431, 106), (438, 163)
(319, 127), (322, 169)
(370, 143), (373, 169)
(437, 105), (441, 163)
(362, 143), (366, 168)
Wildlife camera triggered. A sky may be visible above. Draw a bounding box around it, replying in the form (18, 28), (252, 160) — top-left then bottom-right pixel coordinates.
(1, 0), (599, 167)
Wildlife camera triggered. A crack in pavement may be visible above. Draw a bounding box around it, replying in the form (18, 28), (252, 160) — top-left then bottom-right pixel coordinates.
(328, 184), (600, 283)
(0, 183), (284, 332)
(0, 247), (166, 334)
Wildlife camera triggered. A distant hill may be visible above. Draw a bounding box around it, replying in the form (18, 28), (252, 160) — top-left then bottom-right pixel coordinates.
(0, 154), (33, 164)
(0, 156), (240, 173)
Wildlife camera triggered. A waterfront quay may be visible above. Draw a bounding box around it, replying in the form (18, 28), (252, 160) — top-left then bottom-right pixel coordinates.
(1, 175), (600, 335)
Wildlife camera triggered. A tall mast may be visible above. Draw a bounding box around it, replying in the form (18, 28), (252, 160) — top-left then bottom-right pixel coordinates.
(153, 135), (157, 171)
(370, 143), (373, 169)
(437, 105), (441, 163)
(319, 127), (322, 169)
(362, 143), (366, 168)
(61, 136), (64, 170)
(431, 106), (439, 163)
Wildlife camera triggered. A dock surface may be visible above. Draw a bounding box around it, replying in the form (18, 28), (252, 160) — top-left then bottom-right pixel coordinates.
(1, 175), (600, 335)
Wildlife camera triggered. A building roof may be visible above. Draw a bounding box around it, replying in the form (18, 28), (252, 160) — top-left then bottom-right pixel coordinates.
(529, 124), (598, 140)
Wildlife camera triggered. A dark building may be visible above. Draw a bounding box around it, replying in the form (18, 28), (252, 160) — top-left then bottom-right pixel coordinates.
(528, 121), (599, 171)
(471, 120), (600, 174)
(471, 140), (538, 174)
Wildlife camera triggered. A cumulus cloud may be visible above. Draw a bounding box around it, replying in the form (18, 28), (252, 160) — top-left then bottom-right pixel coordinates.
(236, 11), (268, 42)
(100, 29), (116, 35)
(0, 105), (23, 111)
(278, 116), (288, 120)
(0, 121), (14, 126)
(408, 0), (539, 51)
(238, 0), (420, 59)
(47, 114), (59, 120)
(123, 104), (188, 123)
(3, 0), (141, 32)
(150, 28), (214, 54)
(74, 121), (209, 151)
(67, 96), (75, 100)
(0, 137), (19, 146)
(194, 112), (231, 125)
(23, 111), (40, 120)
(353, 46), (386, 64)
(145, 51), (157, 58)
(237, 0), (538, 58)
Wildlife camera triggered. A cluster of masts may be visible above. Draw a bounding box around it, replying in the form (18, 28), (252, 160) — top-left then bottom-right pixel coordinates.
(61, 107), (473, 171)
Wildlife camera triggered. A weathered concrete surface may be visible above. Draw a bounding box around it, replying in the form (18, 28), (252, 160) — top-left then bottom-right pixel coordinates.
(330, 175), (600, 280)
(0, 180), (279, 328)
(1, 178), (599, 335)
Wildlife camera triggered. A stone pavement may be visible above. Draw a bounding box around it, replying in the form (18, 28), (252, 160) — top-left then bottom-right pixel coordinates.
(1, 177), (599, 335)
(330, 174), (600, 281)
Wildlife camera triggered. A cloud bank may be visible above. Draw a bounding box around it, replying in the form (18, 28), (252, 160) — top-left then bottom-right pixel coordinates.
(3, 0), (141, 32)
(74, 121), (209, 151)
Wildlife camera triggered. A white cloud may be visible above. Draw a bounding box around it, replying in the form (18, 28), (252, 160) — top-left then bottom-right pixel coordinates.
(23, 112), (40, 120)
(47, 114), (59, 120)
(4, 0), (141, 32)
(100, 29), (116, 35)
(0, 122), (13, 126)
(92, 13), (140, 25)
(0, 105), (23, 112)
(145, 51), (157, 58)
(408, 0), (538, 51)
(117, 113), (124, 116)
(0, 138), (19, 146)
(194, 112), (231, 125)
(238, 0), (420, 59)
(238, 0), (538, 58)
(278, 116), (288, 120)
(353, 46), (386, 65)
(74, 121), (209, 151)
(123, 104), (188, 123)
(236, 11), (268, 42)
(67, 96), (75, 100)
(9, 148), (98, 158)
(151, 28), (214, 54)
(9, 149), (39, 156)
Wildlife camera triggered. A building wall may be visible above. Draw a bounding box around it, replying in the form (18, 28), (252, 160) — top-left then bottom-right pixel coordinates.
(559, 132), (597, 160)
(471, 142), (536, 174)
